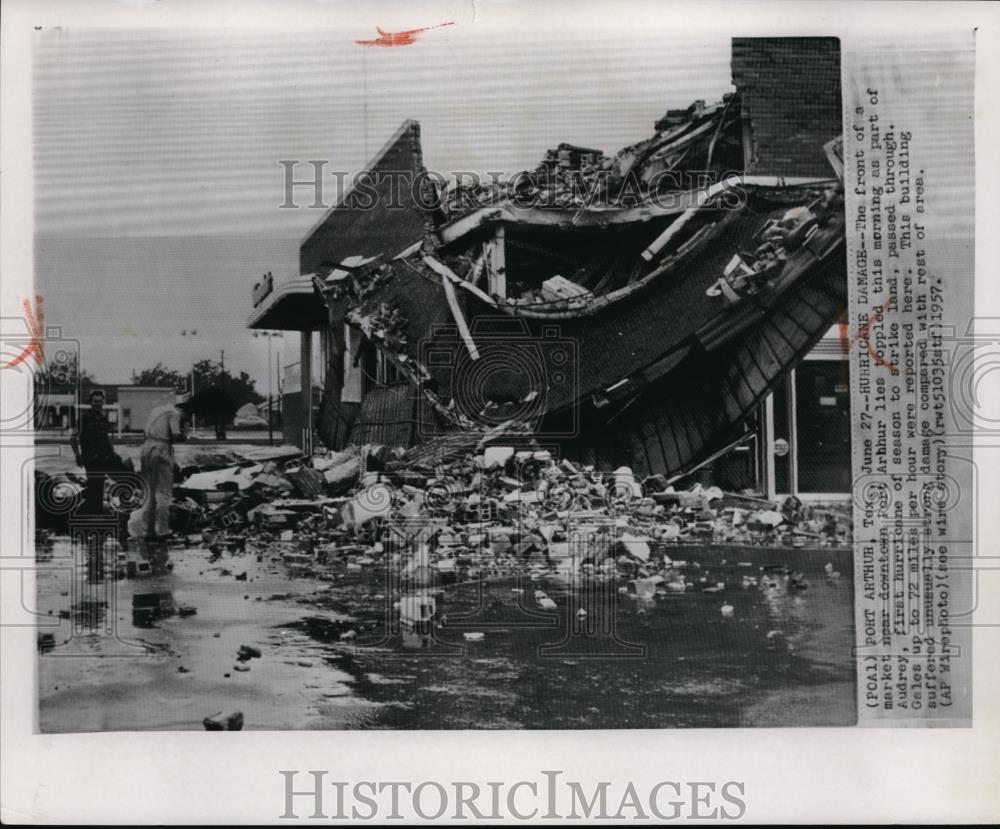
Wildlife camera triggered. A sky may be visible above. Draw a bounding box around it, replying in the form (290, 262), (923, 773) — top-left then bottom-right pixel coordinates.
(33, 24), (733, 389)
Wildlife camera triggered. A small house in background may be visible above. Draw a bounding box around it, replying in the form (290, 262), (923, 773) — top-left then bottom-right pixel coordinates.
(115, 386), (177, 432)
(34, 385), (84, 431)
(35, 382), (175, 433)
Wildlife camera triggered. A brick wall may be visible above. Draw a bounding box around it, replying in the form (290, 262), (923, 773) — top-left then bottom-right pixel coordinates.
(731, 37), (842, 177)
(300, 120), (429, 275)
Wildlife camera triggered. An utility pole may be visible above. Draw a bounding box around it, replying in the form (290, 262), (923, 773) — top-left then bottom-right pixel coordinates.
(190, 368), (196, 432)
(181, 329), (200, 433)
(276, 348), (282, 436)
(267, 337), (273, 446)
(218, 349), (227, 441)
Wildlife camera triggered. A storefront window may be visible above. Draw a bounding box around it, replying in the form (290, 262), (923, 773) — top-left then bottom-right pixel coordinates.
(795, 359), (851, 493)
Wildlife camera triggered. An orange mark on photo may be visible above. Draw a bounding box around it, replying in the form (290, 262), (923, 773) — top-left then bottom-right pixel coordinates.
(356, 22), (454, 48)
(840, 297), (897, 374)
(4, 295), (46, 369)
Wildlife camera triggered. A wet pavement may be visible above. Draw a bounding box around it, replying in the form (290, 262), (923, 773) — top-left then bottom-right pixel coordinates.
(37, 536), (856, 731)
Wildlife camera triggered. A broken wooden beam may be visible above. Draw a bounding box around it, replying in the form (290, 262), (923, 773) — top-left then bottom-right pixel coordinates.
(440, 271), (480, 361)
(421, 255), (496, 306)
(486, 226), (507, 299)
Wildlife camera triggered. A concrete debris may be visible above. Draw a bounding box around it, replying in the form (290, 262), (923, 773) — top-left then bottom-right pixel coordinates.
(202, 711), (244, 731)
(180, 465), (263, 492)
(323, 457), (362, 490)
(85, 433), (849, 640)
(287, 466), (326, 498)
(168, 498), (205, 535)
(132, 592), (175, 627)
(127, 560), (153, 578)
(236, 644), (262, 662)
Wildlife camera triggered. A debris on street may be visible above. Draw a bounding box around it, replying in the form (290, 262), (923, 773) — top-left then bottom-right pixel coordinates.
(91, 439), (852, 617)
(202, 711), (244, 731)
(35, 37), (857, 732)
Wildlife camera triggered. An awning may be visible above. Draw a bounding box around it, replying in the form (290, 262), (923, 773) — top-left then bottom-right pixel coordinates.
(246, 276), (327, 330)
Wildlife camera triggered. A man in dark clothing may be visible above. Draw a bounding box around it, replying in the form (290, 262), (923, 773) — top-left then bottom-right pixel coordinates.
(70, 389), (120, 515)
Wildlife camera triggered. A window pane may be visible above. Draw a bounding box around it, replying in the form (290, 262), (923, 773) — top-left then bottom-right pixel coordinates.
(795, 360), (851, 493)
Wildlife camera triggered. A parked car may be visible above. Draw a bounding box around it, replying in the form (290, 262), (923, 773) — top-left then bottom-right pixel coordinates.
(232, 414), (269, 429)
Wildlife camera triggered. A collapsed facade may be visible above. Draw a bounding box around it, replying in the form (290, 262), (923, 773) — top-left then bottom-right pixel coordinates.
(249, 37), (846, 499)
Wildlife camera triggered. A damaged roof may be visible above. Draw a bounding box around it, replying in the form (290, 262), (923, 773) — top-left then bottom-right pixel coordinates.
(299, 120), (431, 277)
(302, 37), (847, 478)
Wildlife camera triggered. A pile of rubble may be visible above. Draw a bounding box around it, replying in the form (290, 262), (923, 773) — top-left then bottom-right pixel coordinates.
(141, 441), (852, 588)
(440, 94), (741, 215)
(37, 439), (852, 731)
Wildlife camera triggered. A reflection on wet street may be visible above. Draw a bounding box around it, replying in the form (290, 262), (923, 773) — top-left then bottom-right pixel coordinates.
(38, 535), (855, 731)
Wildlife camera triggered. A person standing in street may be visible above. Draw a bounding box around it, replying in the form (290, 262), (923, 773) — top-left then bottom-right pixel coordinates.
(70, 388), (121, 516)
(70, 388), (127, 580)
(138, 398), (192, 541)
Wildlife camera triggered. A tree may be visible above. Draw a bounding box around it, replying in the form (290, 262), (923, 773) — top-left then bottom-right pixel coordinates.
(133, 360), (263, 409)
(134, 363), (187, 390)
(186, 387), (238, 440)
(191, 359), (263, 410)
(130, 359), (263, 439)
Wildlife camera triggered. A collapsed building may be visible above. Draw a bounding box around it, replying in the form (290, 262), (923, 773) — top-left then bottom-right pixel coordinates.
(38, 40), (854, 727)
(249, 37), (847, 500)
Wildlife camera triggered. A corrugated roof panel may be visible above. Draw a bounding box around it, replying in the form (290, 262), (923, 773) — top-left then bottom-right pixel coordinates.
(348, 382), (417, 448)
